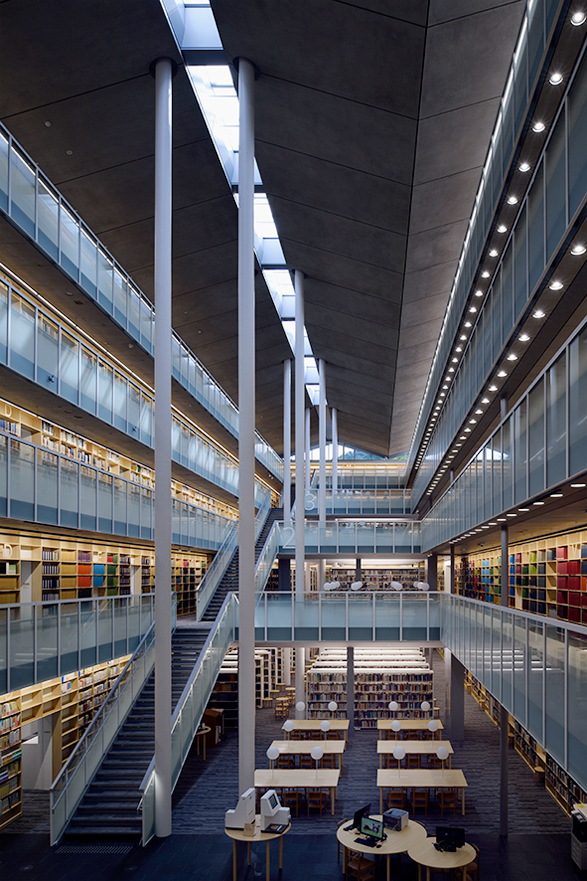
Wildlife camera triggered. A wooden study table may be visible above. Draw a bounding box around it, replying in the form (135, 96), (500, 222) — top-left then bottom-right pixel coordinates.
(254, 768), (340, 815)
(377, 740), (453, 768)
(225, 815), (290, 881)
(376, 767), (468, 814)
(407, 837), (476, 881)
(377, 719), (444, 740)
(281, 719), (350, 741)
(337, 817), (426, 881)
(270, 739), (346, 768)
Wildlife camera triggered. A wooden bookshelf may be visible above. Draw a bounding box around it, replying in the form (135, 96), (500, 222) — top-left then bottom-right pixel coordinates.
(0, 695), (22, 830)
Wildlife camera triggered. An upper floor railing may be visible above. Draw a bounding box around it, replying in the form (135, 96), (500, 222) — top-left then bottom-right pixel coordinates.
(277, 520), (421, 555)
(305, 489), (412, 517)
(0, 593), (166, 694)
(0, 123), (283, 482)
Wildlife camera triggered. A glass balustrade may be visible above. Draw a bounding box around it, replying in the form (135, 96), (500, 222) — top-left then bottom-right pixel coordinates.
(276, 521), (421, 555)
(0, 125), (283, 482)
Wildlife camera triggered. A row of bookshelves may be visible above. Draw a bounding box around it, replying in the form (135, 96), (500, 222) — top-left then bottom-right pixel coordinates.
(0, 653), (130, 829)
(207, 648), (289, 729)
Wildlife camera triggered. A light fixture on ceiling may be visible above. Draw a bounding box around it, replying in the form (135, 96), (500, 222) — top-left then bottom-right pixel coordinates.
(533, 309), (546, 318)
(464, 321), (472, 328)
(481, 397), (490, 404)
(481, 270), (490, 279)
(549, 280), (564, 290)
(507, 353), (518, 361)
(497, 224), (508, 233)
(550, 492), (564, 497)
(519, 162), (531, 172)
(469, 306), (477, 313)
(497, 370), (507, 377)
(460, 334), (467, 341)
(475, 409), (483, 415)
(519, 333), (530, 341)
(571, 483), (586, 488)
(533, 501), (545, 505)
(571, 243), (586, 256)
(507, 195), (518, 205)
(489, 249), (499, 257)
(451, 357), (459, 363)
(549, 72), (564, 85)
(532, 121), (546, 133)
(571, 10), (587, 25)
(455, 346), (462, 353)
(518, 508), (530, 512)
(507, 513), (517, 517)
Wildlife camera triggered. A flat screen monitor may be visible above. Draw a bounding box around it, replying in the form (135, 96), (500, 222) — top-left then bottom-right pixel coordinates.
(436, 827), (465, 850)
(359, 815), (384, 841)
(352, 804), (371, 830)
(269, 792), (278, 810)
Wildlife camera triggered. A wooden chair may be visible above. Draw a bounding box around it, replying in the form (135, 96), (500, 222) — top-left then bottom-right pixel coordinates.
(437, 787), (457, 817)
(464, 842), (480, 881)
(411, 786), (429, 815)
(337, 818), (349, 863)
(299, 754), (313, 769)
(406, 753), (421, 769)
(280, 787), (301, 818)
(347, 853), (376, 881)
(307, 787), (328, 817)
(386, 787), (407, 810)
(276, 754), (294, 769)
(320, 752), (337, 769)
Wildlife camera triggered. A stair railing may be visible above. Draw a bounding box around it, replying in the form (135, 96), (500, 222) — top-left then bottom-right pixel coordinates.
(254, 520), (281, 600)
(196, 489), (272, 620)
(140, 591), (237, 844)
(49, 616), (157, 845)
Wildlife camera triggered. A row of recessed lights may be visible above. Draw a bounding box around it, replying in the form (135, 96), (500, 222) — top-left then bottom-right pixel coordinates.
(449, 482), (587, 544)
(421, 15), (587, 495)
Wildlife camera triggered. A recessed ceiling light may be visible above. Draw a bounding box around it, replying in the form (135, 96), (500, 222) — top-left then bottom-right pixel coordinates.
(460, 335), (467, 341)
(474, 289), (484, 297)
(488, 385), (498, 392)
(482, 525), (489, 529)
(519, 162), (531, 172)
(497, 518), (507, 522)
(469, 418), (477, 424)
(549, 280), (563, 290)
(507, 513), (517, 517)
(488, 521), (497, 526)
(464, 428), (471, 433)
(489, 249), (499, 257)
(455, 346), (462, 352)
(518, 508), (530, 512)
(475, 409), (483, 414)
(571, 243), (586, 256)
(65, 149), (74, 156)
(65, 291), (74, 297)
(519, 333), (530, 342)
(533, 501), (545, 505)
(571, 11), (587, 25)
(464, 322), (472, 328)
(532, 121), (546, 133)
(497, 224), (508, 233)
(507, 353), (518, 361)
(571, 483), (586, 488)
(481, 271), (490, 279)
(448, 367), (454, 372)
(459, 436), (466, 440)
(550, 493), (563, 497)
(507, 195), (518, 205)
(533, 309), (546, 318)
(549, 72), (564, 86)
(45, 120), (52, 128)
(497, 370), (507, 377)
(452, 357), (459, 363)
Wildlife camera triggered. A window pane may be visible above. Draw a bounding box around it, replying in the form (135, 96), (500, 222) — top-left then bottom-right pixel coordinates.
(514, 400), (527, 504)
(98, 361), (113, 423)
(0, 281), (8, 364)
(501, 242), (513, 341)
(80, 347), (97, 414)
(80, 465), (96, 531)
(114, 477), (127, 535)
(568, 51), (587, 218)
(9, 292), (35, 379)
(37, 178), (59, 260)
(98, 472), (113, 532)
(569, 325), (587, 475)
(545, 111), (567, 260)
(60, 457), (78, 528)
(10, 147), (35, 237)
(0, 435), (7, 516)
(0, 132), (8, 212)
(546, 351), (566, 486)
(513, 204), (527, 321)
(37, 314), (59, 387)
(37, 450), (58, 519)
(60, 331), (79, 404)
(502, 416), (513, 510)
(113, 372), (127, 432)
(528, 378), (544, 497)
(9, 439), (34, 520)
(128, 384), (140, 440)
(528, 161), (544, 293)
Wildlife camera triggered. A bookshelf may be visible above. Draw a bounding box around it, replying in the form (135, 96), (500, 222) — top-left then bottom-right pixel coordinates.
(456, 528), (587, 622)
(324, 564), (425, 590)
(0, 560), (19, 604)
(306, 648), (433, 729)
(171, 553), (208, 615)
(0, 696), (22, 830)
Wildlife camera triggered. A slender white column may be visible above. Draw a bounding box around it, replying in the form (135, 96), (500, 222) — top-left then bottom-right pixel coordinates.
(500, 524), (509, 835)
(294, 270), (306, 716)
(305, 407), (311, 493)
(237, 57), (256, 795)
(332, 407), (338, 495)
(318, 359), (326, 524)
(283, 359), (291, 525)
(153, 56), (173, 839)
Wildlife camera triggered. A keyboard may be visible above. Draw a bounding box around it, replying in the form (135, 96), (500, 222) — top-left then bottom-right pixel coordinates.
(354, 837), (379, 847)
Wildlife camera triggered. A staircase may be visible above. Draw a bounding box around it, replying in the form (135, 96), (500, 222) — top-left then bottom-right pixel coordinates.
(201, 507), (283, 622)
(65, 624), (211, 839)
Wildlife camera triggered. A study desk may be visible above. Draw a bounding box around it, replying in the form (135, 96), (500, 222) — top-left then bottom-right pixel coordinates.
(377, 740), (453, 768)
(225, 815), (290, 881)
(376, 767), (468, 814)
(270, 739), (346, 768)
(282, 719), (350, 741)
(254, 768), (340, 815)
(337, 817), (426, 881)
(407, 836), (476, 881)
(377, 719), (444, 740)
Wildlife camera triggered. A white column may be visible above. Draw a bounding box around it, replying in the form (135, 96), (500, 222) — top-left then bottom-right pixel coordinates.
(332, 407), (338, 495)
(237, 57), (256, 796)
(305, 407), (311, 493)
(283, 359), (291, 525)
(153, 56), (173, 839)
(500, 523), (509, 835)
(318, 359), (326, 524)
(294, 270), (306, 716)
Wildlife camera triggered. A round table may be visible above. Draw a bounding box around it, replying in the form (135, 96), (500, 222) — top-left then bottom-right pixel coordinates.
(407, 836), (476, 881)
(225, 815), (290, 881)
(194, 725), (210, 760)
(337, 816), (427, 881)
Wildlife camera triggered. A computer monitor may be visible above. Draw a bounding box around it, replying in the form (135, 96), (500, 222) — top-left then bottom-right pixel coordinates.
(351, 803), (371, 830)
(436, 827), (465, 850)
(260, 789), (281, 818)
(359, 815), (385, 841)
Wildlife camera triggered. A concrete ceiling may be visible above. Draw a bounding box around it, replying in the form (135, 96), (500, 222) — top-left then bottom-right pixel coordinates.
(0, 0), (525, 461)
(211, 0), (526, 456)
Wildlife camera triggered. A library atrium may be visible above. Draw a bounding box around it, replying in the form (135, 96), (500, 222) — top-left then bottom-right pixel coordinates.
(1, 1), (587, 879)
